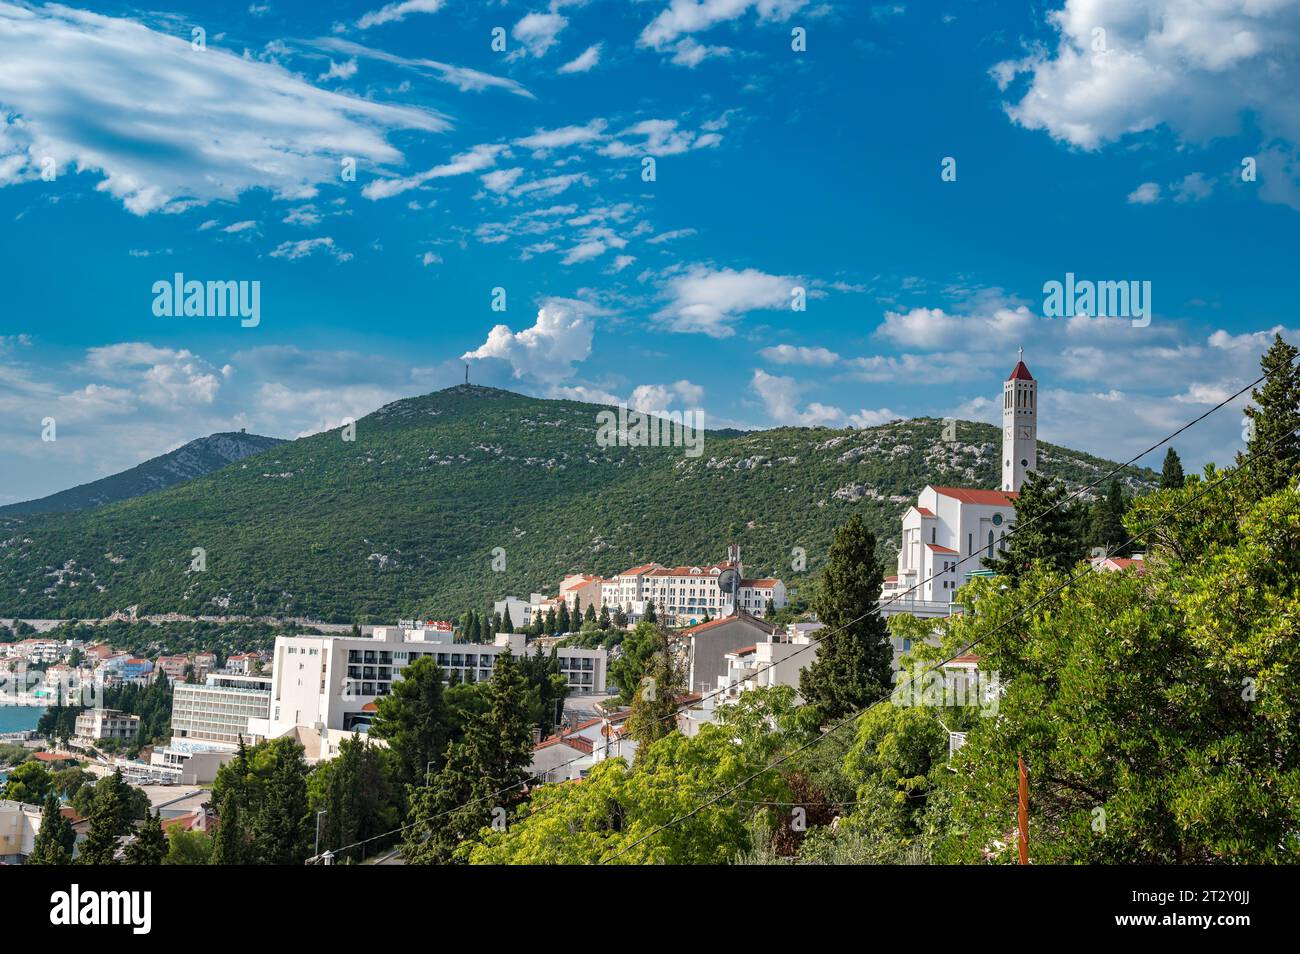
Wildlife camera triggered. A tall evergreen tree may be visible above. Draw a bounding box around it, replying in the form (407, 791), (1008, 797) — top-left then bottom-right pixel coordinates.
(643, 601), (658, 624)
(371, 655), (450, 788)
(799, 515), (893, 721)
(311, 735), (400, 863)
(1238, 333), (1300, 500)
(78, 769), (128, 865)
(210, 793), (245, 865)
(249, 739), (311, 864)
(501, 606), (515, 634)
(404, 649), (533, 864)
(598, 604), (611, 630)
(543, 607), (556, 636)
(1087, 478), (1130, 556)
(985, 471), (1082, 582)
(1161, 447), (1186, 489)
(125, 811), (168, 865)
(624, 624), (687, 747)
(558, 599), (571, 634)
(28, 793), (75, 865)
(584, 602), (597, 624)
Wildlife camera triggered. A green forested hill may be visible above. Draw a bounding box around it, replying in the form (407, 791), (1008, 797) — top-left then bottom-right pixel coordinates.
(0, 385), (1156, 622)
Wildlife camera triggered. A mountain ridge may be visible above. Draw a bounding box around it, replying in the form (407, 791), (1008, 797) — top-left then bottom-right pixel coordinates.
(0, 385), (1158, 621)
(1, 430), (286, 517)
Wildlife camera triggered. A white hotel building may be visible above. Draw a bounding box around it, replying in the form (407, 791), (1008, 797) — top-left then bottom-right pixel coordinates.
(881, 356), (1037, 615)
(249, 626), (607, 762)
(600, 544), (787, 625)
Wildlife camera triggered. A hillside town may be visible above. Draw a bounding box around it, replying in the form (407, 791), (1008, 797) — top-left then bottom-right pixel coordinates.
(3, 354), (1159, 865)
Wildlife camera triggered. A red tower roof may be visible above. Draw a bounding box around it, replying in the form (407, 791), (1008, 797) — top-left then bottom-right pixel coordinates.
(1007, 360), (1034, 381)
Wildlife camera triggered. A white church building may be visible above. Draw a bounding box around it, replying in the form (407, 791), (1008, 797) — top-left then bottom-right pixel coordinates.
(880, 354), (1037, 614)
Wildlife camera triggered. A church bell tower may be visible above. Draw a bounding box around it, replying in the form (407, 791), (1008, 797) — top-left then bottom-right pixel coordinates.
(1002, 348), (1037, 492)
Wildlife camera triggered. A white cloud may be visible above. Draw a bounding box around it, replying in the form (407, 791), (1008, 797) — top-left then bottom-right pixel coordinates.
(512, 12), (568, 58)
(654, 265), (795, 337)
(0, 5), (447, 214)
(630, 380), (705, 413)
(1173, 171), (1213, 203)
(992, 0), (1300, 185)
(318, 58), (358, 81)
(421, 251), (443, 266)
(559, 42), (602, 74)
(357, 0), (447, 30)
(670, 37), (732, 67)
(481, 167), (525, 193)
(311, 37), (534, 98)
(875, 302), (1035, 350)
(363, 143), (506, 200)
(269, 236), (352, 261)
(751, 369), (895, 428)
(759, 344), (840, 366)
(82, 343), (223, 408)
(461, 298), (600, 381)
(639, 0), (810, 50)
(1127, 181), (1160, 204)
(514, 119), (608, 155)
(223, 220), (258, 233)
(646, 228), (697, 245)
(599, 118), (723, 158)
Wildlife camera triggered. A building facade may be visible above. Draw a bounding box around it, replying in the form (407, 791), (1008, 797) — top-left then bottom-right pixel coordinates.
(75, 707), (140, 742)
(171, 672), (272, 746)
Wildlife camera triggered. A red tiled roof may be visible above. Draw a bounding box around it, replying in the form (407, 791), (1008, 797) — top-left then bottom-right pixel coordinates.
(927, 543), (959, 554)
(619, 563), (661, 576)
(931, 487), (1018, 506)
(913, 507), (936, 517)
(1007, 360), (1034, 381)
(534, 734), (594, 754)
(33, 751), (76, 762)
(729, 645), (757, 657)
(741, 578), (779, 588)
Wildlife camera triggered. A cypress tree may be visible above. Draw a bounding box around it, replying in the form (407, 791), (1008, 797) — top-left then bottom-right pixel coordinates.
(798, 515), (893, 721)
(210, 793), (244, 865)
(558, 599), (571, 633)
(125, 811), (168, 865)
(584, 602), (597, 624)
(501, 606), (515, 634)
(1238, 333), (1300, 500)
(598, 604), (611, 630)
(1160, 447), (1186, 489)
(28, 793), (75, 865)
(79, 769), (128, 865)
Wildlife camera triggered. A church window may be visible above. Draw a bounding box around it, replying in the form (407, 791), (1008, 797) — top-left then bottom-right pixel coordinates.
(987, 530), (994, 559)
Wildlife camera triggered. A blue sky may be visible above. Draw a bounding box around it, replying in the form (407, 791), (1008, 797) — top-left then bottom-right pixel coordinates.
(2, 0), (1299, 503)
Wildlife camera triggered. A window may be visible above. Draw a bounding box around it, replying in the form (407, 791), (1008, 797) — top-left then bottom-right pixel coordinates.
(987, 530), (995, 559)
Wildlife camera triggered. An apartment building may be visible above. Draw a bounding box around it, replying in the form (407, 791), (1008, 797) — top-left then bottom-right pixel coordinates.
(251, 626), (607, 762)
(171, 671), (272, 746)
(75, 707), (140, 742)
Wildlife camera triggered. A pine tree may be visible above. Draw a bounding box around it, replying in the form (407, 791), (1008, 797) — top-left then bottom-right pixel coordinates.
(799, 515), (893, 721)
(125, 811), (168, 865)
(985, 471), (1082, 582)
(1087, 478), (1130, 556)
(250, 739), (310, 864)
(79, 769), (128, 865)
(598, 604), (611, 630)
(558, 599), (571, 634)
(210, 792), (245, 865)
(625, 624), (686, 747)
(501, 606), (515, 634)
(404, 649), (533, 864)
(643, 601), (658, 624)
(371, 656), (450, 786)
(584, 602), (596, 624)
(1161, 447), (1186, 489)
(1238, 333), (1300, 500)
(28, 793), (75, 864)
(543, 607), (556, 636)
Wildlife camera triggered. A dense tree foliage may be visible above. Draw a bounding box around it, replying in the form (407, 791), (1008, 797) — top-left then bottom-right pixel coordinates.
(799, 515), (893, 720)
